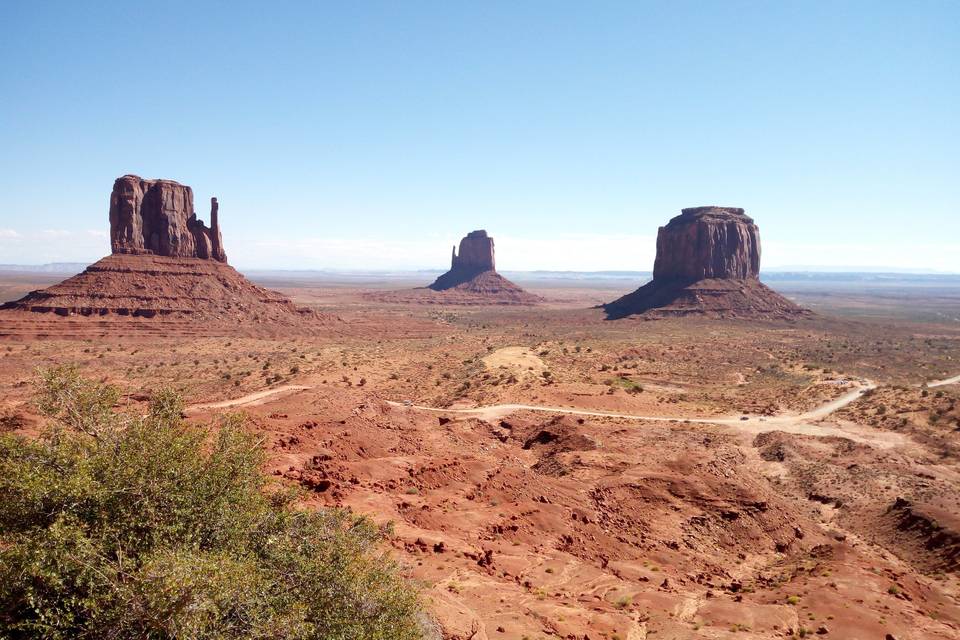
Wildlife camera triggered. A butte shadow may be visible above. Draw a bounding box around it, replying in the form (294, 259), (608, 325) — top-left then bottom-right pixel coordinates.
(603, 207), (808, 320)
(1, 175), (325, 334)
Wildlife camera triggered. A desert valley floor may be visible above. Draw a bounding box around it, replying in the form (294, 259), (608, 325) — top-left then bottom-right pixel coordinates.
(1, 274), (958, 640)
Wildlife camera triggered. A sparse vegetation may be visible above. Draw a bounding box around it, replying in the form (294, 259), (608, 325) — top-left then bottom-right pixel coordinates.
(605, 376), (644, 394)
(0, 366), (423, 639)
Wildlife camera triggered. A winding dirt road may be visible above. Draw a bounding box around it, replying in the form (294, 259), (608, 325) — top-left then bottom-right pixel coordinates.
(929, 374), (960, 388)
(387, 381), (876, 426)
(187, 385), (311, 412)
(385, 379), (918, 447)
(188, 371), (954, 447)
(189, 379), (879, 427)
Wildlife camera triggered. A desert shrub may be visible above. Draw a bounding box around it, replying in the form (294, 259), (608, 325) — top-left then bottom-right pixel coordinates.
(605, 377), (644, 394)
(0, 366), (423, 640)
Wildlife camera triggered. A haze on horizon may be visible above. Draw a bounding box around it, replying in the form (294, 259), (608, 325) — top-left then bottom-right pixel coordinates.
(1, 1), (957, 273)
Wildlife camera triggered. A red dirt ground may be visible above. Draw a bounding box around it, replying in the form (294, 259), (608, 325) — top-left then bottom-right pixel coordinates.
(1, 282), (958, 639)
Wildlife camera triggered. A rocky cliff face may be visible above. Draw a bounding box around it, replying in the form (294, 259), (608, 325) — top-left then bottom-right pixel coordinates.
(450, 230), (496, 274)
(109, 175), (226, 262)
(604, 206), (805, 319)
(652, 207), (760, 281)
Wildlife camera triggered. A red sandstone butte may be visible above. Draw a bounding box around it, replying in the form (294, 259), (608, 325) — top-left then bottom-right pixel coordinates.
(1, 176), (321, 331)
(604, 207), (806, 319)
(110, 175), (226, 262)
(425, 230), (540, 304)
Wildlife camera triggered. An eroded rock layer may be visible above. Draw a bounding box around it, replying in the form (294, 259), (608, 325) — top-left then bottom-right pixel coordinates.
(605, 206), (806, 319)
(1, 254), (316, 325)
(604, 277), (804, 319)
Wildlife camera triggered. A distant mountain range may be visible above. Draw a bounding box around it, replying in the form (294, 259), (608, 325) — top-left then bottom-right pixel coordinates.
(2, 264), (958, 283)
(0, 263), (88, 273)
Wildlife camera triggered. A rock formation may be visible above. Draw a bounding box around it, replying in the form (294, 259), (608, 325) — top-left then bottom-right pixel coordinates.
(429, 230), (497, 291)
(452, 230), (496, 272)
(2, 176), (321, 333)
(109, 175), (226, 262)
(603, 207), (806, 319)
(422, 230), (540, 304)
(652, 207), (760, 281)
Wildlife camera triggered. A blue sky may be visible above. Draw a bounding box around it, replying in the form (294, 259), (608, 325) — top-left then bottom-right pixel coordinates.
(1, 1), (957, 271)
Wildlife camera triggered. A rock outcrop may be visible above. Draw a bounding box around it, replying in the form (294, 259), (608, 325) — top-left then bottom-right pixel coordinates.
(367, 230), (540, 305)
(419, 230), (540, 304)
(429, 230), (497, 291)
(452, 230), (496, 273)
(2, 176), (322, 333)
(2, 254), (310, 322)
(110, 175), (226, 262)
(604, 207), (806, 319)
(652, 207), (760, 281)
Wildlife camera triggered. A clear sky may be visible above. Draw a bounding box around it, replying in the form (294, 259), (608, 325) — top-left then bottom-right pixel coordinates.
(1, 1), (957, 272)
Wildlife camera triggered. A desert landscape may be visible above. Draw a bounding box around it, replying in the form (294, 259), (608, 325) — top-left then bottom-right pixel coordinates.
(2, 3), (957, 638)
(1, 178), (958, 639)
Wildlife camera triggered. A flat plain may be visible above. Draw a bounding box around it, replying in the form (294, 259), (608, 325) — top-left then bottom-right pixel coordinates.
(1, 271), (958, 639)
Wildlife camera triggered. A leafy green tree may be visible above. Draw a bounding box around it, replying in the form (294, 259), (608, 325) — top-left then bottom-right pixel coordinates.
(0, 366), (423, 639)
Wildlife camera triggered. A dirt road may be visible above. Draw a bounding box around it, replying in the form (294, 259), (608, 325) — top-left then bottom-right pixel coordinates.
(929, 374), (960, 388)
(388, 380), (876, 425)
(386, 378), (917, 447)
(186, 385), (311, 411)
(188, 371), (951, 448)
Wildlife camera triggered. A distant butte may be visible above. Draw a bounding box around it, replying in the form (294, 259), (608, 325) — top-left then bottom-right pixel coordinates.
(1, 176), (323, 333)
(603, 206), (807, 319)
(424, 230), (541, 304)
(428, 230), (497, 290)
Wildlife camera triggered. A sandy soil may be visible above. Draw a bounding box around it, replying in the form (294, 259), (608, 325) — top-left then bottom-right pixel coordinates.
(482, 346), (548, 378)
(2, 281), (959, 639)
(187, 385), (312, 411)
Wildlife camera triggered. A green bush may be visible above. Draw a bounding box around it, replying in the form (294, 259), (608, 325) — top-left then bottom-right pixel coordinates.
(0, 366), (423, 640)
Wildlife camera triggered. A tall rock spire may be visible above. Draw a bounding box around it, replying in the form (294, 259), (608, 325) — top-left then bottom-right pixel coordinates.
(209, 197), (226, 263)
